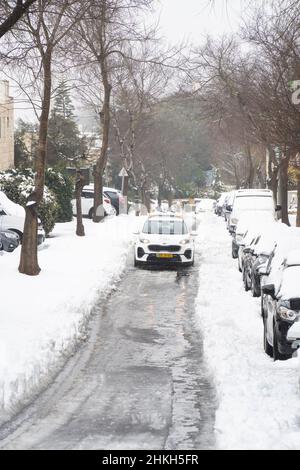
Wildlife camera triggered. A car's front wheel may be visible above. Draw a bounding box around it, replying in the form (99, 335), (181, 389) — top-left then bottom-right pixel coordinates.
(251, 274), (260, 297)
(273, 323), (292, 361)
(263, 316), (273, 357)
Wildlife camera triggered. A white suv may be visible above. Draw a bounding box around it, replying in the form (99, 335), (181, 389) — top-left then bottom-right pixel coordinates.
(0, 191), (45, 244)
(229, 189), (278, 234)
(134, 214), (196, 267)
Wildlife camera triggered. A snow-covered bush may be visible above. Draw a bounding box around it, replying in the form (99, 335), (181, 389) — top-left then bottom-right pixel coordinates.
(45, 168), (73, 223)
(0, 169), (58, 236)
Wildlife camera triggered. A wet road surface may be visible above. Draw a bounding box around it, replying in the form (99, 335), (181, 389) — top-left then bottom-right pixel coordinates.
(0, 256), (216, 450)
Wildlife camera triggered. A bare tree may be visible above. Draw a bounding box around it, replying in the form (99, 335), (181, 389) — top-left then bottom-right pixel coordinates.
(3, 0), (86, 275)
(0, 0), (36, 38)
(74, 0), (154, 222)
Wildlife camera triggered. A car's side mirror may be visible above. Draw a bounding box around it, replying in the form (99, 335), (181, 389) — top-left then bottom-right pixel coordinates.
(243, 247), (252, 254)
(226, 205), (232, 212)
(0, 209), (5, 216)
(262, 284), (276, 299)
(276, 205), (282, 212)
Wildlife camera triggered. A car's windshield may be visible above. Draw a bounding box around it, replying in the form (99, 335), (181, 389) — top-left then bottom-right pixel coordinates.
(142, 219), (188, 235)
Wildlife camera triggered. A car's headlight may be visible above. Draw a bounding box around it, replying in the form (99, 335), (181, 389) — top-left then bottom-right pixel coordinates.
(180, 239), (190, 245)
(3, 231), (18, 240)
(257, 255), (269, 265)
(139, 238), (150, 244)
(231, 218), (238, 225)
(236, 234), (244, 243)
(278, 306), (299, 322)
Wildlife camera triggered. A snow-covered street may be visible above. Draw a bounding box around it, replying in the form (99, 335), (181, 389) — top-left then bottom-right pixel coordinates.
(2, 211), (300, 449)
(196, 212), (300, 450)
(0, 233), (216, 450)
(0, 215), (138, 422)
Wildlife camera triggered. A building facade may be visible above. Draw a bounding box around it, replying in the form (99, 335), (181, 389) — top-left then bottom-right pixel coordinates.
(0, 80), (14, 170)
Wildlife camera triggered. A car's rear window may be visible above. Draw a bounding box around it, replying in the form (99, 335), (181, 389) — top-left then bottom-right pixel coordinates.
(142, 219), (188, 235)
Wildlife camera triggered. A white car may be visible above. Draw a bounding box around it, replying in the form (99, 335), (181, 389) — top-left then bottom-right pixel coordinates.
(228, 189), (279, 234)
(0, 191), (45, 244)
(133, 214), (196, 267)
(72, 187), (117, 218)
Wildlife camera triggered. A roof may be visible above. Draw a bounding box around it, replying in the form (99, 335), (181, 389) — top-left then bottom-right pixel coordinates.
(235, 189), (273, 198)
(148, 212), (184, 220)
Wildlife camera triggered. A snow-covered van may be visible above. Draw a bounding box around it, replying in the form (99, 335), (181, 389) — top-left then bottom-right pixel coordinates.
(229, 189), (279, 234)
(0, 191), (45, 244)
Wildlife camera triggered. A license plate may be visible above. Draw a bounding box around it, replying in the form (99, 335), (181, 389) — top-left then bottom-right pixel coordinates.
(156, 253), (174, 259)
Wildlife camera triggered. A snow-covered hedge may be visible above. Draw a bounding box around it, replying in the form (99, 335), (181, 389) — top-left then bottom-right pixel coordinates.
(0, 169), (58, 236)
(45, 168), (73, 223)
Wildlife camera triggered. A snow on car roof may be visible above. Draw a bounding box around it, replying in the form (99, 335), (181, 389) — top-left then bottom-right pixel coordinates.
(235, 189), (273, 197)
(278, 265), (300, 300)
(148, 213), (183, 221)
(0, 191), (25, 217)
(285, 250), (300, 267)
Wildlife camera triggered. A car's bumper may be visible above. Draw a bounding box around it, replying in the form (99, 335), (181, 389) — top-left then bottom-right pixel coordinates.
(135, 246), (194, 265)
(2, 241), (19, 252)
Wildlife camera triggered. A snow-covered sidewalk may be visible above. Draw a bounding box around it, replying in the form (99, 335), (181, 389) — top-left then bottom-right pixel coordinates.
(0, 215), (137, 422)
(196, 212), (300, 449)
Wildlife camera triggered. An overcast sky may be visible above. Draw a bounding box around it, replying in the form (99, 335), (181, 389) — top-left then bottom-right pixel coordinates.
(13, 0), (245, 121)
(157, 0), (244, 45)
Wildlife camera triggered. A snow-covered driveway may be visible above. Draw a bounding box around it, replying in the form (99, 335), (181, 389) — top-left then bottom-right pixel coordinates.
(196, 212), (300, 450)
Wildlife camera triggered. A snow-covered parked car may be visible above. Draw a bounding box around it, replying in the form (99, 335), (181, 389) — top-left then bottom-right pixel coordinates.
(241, 222), (291, 297)
(232, 212), (277, 259)
(72, 186), (117, 218)
(229, 189), (280, 235)
(215, 192), (229, 216)
(133, 214), (196, 267)
(0, 191), (45, 244)
(262, 249), (300, 360)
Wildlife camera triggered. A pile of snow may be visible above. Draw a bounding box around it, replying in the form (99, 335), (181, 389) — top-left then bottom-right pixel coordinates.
(195, 212), (300, 450)
(0, 215), (138, 422)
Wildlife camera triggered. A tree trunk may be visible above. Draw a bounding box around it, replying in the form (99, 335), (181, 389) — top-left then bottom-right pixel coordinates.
(19, 52), (52, 275)
(297, 178), (300, 228)
(279, 154), (290, 226)
(245, 141), (254, 188)
(93, 54), (112, 223)
(266, 146), (279, 204)
(75, 172), (85, 236)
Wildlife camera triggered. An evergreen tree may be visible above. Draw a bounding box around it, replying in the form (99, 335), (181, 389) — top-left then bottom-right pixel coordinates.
(47, 81), (86, 165)
(14, 119), (38, 168)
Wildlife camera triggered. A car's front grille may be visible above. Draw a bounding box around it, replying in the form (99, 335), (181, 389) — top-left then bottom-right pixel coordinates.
(147, 254), (181, 263)
(290, 298), (300, 310)
(148, 245), (181, 253)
